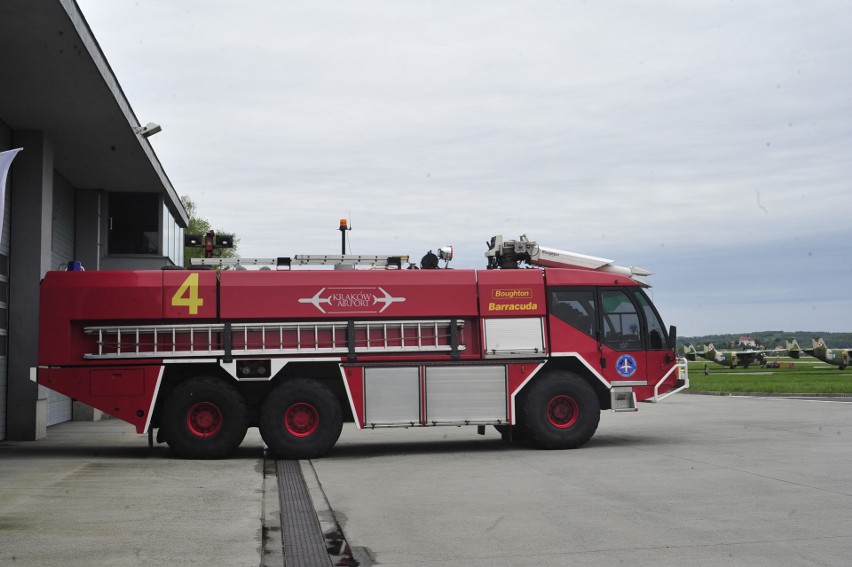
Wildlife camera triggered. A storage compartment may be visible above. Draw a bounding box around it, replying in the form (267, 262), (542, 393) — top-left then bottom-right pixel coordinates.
(425, 366), (506, 423)
(364, 366), (421, 426)
(483, 317), (545, 358)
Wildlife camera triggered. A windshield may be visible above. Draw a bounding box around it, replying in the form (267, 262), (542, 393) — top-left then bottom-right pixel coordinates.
(633, 289), (668, 350)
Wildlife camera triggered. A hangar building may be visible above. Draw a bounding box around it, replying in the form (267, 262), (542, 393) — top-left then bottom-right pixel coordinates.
(0, 0), (188, 441)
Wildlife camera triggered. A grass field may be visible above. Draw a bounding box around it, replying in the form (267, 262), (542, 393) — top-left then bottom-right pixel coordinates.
(685, 357), (852, 394)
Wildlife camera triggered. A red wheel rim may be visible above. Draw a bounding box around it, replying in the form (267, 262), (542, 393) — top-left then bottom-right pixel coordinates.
(186, 402), (223, 437)
(546, 395), (579, 428)
(284, 402), (319, 437)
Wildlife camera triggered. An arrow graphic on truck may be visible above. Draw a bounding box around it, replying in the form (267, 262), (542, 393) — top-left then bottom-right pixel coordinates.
(372, 288), (406, 313)
(298, 287), (405, 314)
(297, 288), (333, 313)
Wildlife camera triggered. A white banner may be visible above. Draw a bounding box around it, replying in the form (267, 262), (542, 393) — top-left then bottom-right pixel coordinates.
(0, 148), (23, 237)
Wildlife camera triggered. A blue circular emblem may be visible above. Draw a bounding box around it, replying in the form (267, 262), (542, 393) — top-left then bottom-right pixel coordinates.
(616, 354), (637, 377)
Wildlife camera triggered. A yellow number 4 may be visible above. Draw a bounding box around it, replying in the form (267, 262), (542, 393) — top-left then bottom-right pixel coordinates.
(172, 273), (204, 315)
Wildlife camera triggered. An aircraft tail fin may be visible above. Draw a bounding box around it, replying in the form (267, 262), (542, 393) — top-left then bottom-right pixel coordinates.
(786, 339), (802, 359)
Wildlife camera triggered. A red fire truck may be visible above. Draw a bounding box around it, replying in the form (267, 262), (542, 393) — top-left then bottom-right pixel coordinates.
(35, 235), (687, 459)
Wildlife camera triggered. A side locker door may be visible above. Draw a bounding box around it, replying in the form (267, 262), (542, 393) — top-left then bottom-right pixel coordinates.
(597, 288), (647, 386)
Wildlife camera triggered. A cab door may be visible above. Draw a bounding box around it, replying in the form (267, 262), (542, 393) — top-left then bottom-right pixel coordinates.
(598, 288), (647, 385)
(546, 287), (602, 370)
(631, 288), (674, 384)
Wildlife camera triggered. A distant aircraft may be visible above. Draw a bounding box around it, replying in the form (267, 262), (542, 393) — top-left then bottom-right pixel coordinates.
(786, 338), (849, 370)
(684, 343), (768, 369)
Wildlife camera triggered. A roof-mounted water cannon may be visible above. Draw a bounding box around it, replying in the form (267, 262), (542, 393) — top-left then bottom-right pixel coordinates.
(485, 234), (653, 286)
(485, 235), (532, 269)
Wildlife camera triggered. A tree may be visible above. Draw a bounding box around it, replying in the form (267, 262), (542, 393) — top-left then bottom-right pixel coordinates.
(181, 195), (239, 268)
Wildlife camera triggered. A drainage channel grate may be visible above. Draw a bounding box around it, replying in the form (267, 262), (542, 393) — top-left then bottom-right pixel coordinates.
(276, 461), (362, 567)
(277, 459), (334, 567)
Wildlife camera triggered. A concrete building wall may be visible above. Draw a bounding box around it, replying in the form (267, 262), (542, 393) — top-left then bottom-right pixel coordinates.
(51, 172), (75, 271)
(7, 131), (54, 440)
(1, 134), (187, 440)
(46, 171), (74, 426)
(0, 1), (189, 441)
(74, 189), (102, 271)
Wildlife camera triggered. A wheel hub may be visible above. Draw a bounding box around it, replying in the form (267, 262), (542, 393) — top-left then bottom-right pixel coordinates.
(186, 402), (223, 437)
(285, 403), (319, 437)
(546, 395), (579, 428)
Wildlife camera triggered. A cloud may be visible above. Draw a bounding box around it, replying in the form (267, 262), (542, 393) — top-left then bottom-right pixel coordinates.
(79, 0), (852, 333)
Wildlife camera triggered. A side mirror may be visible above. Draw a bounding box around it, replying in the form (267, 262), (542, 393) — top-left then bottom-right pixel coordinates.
(664, 325), (678, 362)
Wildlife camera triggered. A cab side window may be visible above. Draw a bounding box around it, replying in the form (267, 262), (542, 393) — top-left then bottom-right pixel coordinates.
(548, 289), (597, 337)
(600, 289), (642, 351)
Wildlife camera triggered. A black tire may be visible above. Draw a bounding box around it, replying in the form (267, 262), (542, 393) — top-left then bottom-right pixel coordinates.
(259, 378), (343, 460)
(521, 371), (600, 450)
(160, 377), (249, 459)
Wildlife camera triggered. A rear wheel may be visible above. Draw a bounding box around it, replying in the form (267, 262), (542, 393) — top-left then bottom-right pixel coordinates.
(160, 377), (249, 459)
(521, 371), (600, 449)
(260, 378), (343, 459)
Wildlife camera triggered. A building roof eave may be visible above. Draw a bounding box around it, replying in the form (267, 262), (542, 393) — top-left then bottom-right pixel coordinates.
(0, 0), (189, 227)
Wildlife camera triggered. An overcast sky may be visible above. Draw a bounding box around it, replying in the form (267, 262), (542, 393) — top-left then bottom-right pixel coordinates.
(76, 1), (852, 337)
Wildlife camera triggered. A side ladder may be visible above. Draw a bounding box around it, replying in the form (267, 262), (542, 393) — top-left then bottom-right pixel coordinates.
(84, 319), (465, 360)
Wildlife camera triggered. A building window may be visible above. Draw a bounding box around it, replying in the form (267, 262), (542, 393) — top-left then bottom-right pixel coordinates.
(108, 192), (160, 255)
(161, 201), (185, 266)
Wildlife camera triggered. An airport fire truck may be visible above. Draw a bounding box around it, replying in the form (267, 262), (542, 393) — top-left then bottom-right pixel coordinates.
(35, 235), (687, 459)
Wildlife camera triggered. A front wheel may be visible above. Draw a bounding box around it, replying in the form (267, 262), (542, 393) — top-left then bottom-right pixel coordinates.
(521, 371), (600, 449)
(160, 377), (249, 459)
(259, 378), (343, 459)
